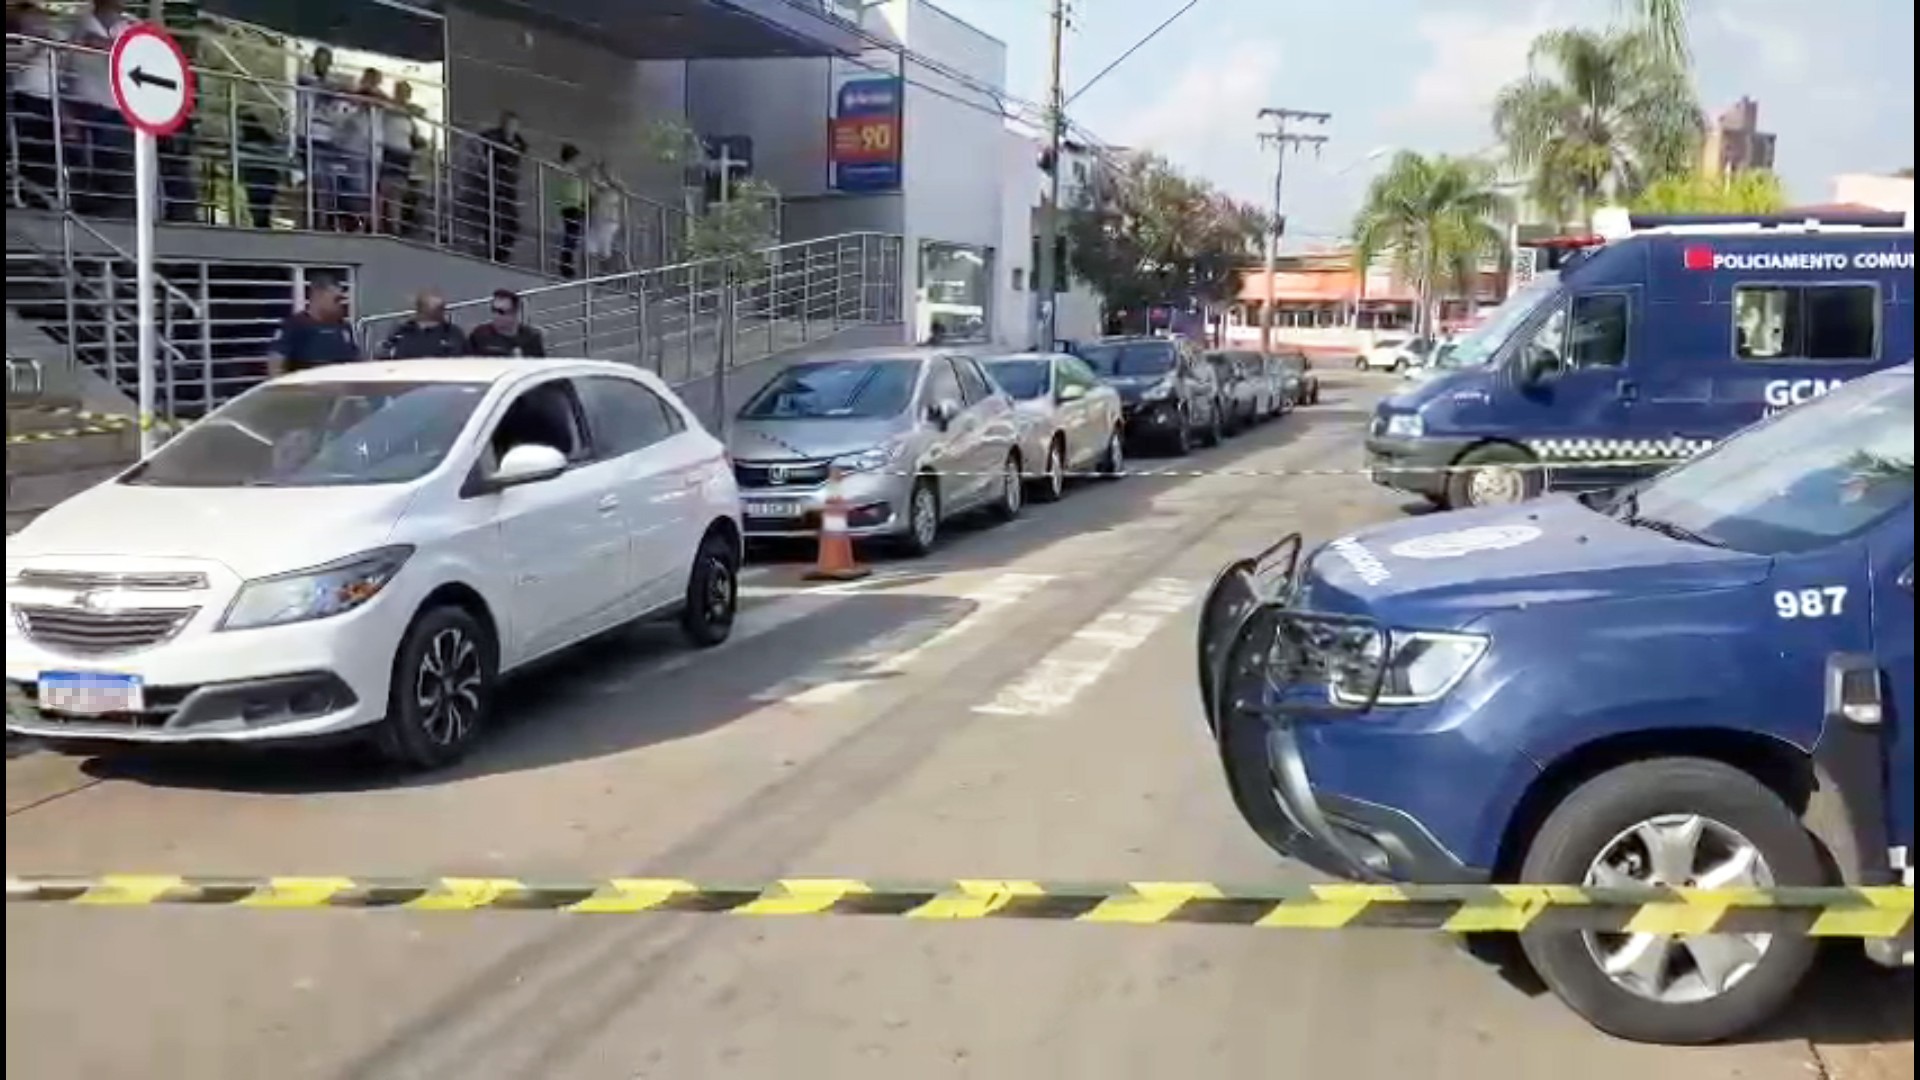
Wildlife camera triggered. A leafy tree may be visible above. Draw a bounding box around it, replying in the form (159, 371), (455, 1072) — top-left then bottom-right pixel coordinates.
(641, 121), (780, 272)
(1351, 152), (1509, 338)
(1626, 0), (1690, 65)
(1632, 169), (1787, 214)
(1493, 28), (1702, 225)
(1064, 152), (1267, 318)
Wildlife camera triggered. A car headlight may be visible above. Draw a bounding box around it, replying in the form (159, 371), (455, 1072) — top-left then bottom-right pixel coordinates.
(1140, 380), (1175, 402)
(830, 445), (898, 473)
(1384, 413), (1425, 439)
(1331, 630), (1488, 707)
(221, 546), (413, 632)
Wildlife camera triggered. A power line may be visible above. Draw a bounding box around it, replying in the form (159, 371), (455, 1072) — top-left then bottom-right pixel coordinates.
(1063, 0), (1205, 107)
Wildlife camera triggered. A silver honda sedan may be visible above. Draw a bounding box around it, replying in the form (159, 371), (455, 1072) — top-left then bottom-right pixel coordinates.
(728, 349), (1026, 556)
(982, 352), (1126, 501)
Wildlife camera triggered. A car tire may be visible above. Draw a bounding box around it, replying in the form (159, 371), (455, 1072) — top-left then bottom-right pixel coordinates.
(1353, 356), (1368, 371)
(991, 452), (1024, 522)
(1201, 406), (1224, 448)
(1096, 426), (1126, 479)
(1518, 758), (1824, 1045)
(1033, 438), (1068, 502)
(1445, 443), (1545, 510)
(899, 476), (941, 558)
(679, 529), (739, 648)
(377, 604), (496, 771)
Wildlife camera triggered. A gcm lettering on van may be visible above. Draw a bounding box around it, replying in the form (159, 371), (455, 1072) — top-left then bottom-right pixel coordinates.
(1764, 378), (1847, 416)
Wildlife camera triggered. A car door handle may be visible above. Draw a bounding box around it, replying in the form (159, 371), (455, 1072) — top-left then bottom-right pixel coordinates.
(597, 494), (621, 514)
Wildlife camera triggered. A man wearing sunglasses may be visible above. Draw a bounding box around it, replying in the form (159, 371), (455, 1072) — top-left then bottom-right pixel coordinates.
(464, 289), (547, 358)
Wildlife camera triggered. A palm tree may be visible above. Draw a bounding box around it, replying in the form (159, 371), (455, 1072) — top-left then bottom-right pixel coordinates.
(1352, 152), (1509, 339)
(1493, 28), (1702, 226)
(1627, 0), (1689, 64)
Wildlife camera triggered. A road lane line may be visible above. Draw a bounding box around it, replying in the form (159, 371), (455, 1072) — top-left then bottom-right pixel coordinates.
(973, 576), (1200, 717)
(754, 572), (1057, 706)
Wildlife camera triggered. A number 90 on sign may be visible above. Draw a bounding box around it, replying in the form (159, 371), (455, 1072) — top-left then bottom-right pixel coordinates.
(1774, 586), (1848, 620)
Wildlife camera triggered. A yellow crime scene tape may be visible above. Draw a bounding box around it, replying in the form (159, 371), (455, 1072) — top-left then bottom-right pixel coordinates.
(5, 408), (184, 445)
(6, 876), (1912, 937)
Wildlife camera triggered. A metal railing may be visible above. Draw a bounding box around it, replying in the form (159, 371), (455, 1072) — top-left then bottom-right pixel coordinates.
(361, 232), (905, 389)
(5, 32), (688, 278)
(4, 177), (212, 419)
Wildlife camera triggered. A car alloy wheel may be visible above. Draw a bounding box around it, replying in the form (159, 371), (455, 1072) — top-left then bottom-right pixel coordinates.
(1102, 429), (1125, 477)
(1041, 441), (1067, 501)
(415, 625), (483, 748)
(905, 480), (940, 555)
(1582, 814), (1777, 1005)
(998, 454), (1024, 519)
(1467, 465), (1528, 506)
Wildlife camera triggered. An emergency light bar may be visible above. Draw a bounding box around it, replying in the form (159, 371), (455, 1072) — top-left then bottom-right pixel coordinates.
(1591, 205), (1913, 242)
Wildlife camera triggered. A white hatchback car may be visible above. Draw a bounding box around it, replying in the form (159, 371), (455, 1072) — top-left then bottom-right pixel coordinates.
(4, 359), (742, 768)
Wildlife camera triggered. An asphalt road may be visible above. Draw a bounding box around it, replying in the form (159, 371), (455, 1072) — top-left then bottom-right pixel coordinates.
(6, 372), (1911, 1080)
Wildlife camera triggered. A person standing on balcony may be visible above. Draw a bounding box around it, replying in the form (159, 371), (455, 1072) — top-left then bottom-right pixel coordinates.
(236, 105), (284, 229)
(297, 46), (348, 230)
(465, 289), (545, 358)
(378, 79), (419, 236)
(6, 2), (62, 208)
(586, 159), (628, 276)
(333, 66), (384, 233)
(376, 293), (467, 359)
(64, 0), (136, 217)
(552, 142), (586, 279)
(268, 274), (362, 377)
(478, 111), (526, 264)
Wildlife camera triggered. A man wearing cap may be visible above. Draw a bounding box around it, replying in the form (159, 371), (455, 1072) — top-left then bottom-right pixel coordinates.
(465, 289), (547, 358)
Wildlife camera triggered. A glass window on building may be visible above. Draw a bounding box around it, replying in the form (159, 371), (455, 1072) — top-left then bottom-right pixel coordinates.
(919, 242), (991, 345)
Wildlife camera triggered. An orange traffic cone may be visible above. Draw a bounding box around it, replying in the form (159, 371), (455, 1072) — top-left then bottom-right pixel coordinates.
(806, 468), (871, 582)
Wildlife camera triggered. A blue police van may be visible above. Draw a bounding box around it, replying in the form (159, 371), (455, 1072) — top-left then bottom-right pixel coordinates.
(1200, 364), (1913, 1044)
(1367, 210), (1915, 510)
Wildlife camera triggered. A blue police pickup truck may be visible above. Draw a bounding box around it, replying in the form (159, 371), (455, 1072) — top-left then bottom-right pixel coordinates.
(1201, 365), (1914, 1044)
(1367, 210), (1914, 510)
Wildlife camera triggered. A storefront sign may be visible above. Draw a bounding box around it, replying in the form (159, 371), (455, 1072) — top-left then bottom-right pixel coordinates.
(830, 76), (902, 193)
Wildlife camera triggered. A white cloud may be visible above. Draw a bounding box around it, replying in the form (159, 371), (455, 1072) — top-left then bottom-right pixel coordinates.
(1394, 4), (1565, 133)
(1109, 39), (1284, 204)
(1706, 4), (1810, 78)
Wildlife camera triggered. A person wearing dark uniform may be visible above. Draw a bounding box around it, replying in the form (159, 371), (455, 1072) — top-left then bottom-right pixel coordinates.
(376, 292), (468, 359)
(268, 274), (362, 377)
(465, 289), (547, 358)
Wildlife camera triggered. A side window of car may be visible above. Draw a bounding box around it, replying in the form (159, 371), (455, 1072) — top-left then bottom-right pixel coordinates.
(488, 379), (589, 467)
(1059, 357), (1097, 392)
(1567, 292), (1631, 369)
(576, 375), (676, 459)
(923, 358), (964, 410)
(954, 357), (994, 404)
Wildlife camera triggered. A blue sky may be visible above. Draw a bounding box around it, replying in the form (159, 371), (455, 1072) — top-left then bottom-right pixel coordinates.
(932, 0), (1915, 244)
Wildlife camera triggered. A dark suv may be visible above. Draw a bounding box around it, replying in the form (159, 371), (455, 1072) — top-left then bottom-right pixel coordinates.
(1080, 336), (1222, 454)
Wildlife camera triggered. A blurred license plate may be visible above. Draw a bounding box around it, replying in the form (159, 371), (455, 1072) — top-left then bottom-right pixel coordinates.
(745, 501), (804, 519)
(37, 671), (144, 716)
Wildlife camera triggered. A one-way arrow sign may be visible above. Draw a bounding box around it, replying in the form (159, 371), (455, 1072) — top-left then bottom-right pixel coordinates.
(109, 24), (195, 137)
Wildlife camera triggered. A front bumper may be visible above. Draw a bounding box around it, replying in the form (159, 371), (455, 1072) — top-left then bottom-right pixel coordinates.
(4, 598), (400, 745)
(1364, 434), (1474, 500)
(1122, 400), (1183, 437)
(1196, 547), (1500, 884)
(737, 469), (915, 538)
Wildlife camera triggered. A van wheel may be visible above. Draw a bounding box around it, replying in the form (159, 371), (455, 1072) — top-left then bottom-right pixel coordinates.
(679, 530), (739, 648)
(378, 605), (496, 770)
(1518, 758), (1823, 1045)
(1446, 443), (1544, 509)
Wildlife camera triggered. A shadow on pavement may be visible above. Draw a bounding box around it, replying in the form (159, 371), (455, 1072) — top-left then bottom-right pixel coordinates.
(1756, 949), (1914, 1048)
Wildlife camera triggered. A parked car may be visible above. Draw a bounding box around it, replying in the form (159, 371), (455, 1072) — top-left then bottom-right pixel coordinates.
(1275, 350), (1321, 406)
(1205, 351), (1265, 433)
(1216, 349), (1287, 423)
(1079, 336), (1224, 455)
(728, 350), (1025, 556)
(1359, 335), (1435, 372)
(981, 352), (1126, 500)
(4, 360), (743, 769)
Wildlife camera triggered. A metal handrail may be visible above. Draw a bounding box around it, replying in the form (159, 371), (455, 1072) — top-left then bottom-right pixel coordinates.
(5, 32), (692, 276)
(13, 176), (206, 316)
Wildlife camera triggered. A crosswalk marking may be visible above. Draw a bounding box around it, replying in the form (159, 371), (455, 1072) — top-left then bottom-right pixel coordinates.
(753, 573), (1057, 706)
(973, 577), (1200, 717)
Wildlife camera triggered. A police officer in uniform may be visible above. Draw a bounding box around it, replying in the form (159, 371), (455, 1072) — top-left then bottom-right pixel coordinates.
(268, 274), (362, 377)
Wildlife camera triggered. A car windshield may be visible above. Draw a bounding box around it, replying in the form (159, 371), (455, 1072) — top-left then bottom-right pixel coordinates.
(1611, 373), (1914, 555)
(120, 381), (487, 488)
(986, 359), (1050, 401)
(1445, 282), (1558, 369)
(1080, 342), (1175, 378)
(739, 359), (917, 420)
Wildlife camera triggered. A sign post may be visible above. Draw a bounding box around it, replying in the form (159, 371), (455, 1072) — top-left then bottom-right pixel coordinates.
(108, 23), (194, 456)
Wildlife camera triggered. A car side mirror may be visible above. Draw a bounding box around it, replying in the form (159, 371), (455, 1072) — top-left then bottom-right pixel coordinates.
(928, 399), (960, 429)
(489, 443), (568, 490)
(1521, 347), (1561, 387)
(1058, 383), (1088, 403)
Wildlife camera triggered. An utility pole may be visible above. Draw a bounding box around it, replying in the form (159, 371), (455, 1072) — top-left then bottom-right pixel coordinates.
(1256, 107), (1329, 353)
(1036, 0), (1068, 349)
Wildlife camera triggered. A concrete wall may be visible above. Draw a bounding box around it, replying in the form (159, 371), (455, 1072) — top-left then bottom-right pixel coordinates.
(443, 4), (688, 207)
(5, 213), (551, 324)
(896, 0), (1005, 262)
(1833, 174), (1916, 214)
